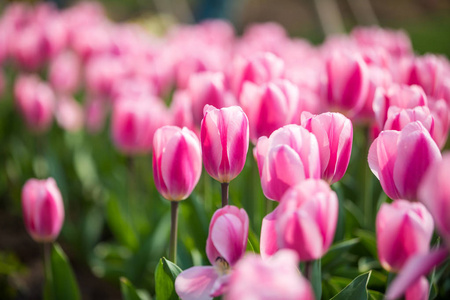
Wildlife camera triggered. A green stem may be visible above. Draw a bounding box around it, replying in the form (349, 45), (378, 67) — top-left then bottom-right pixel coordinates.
(221, 182), (229, 207)
(43, 242), (52, 283)
(169, 201), (179, 264)
(304, 261), (313, 282)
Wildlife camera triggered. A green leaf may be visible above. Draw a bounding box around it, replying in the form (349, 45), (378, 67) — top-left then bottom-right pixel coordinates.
(155, 257), (182, 300)
(246, 237), (255, 252)
(330, 271), (372, 300)
(46, 243), (81, 300)
(310, 259), (322, 300)
(355, 230), (378, 258)
(120, 277), (142, 300)
(322, 238), (359, 268)
(368, 290), (384, 300)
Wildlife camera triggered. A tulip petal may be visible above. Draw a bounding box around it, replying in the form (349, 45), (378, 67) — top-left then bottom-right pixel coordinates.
(211, 214), (245, 265)
(175, 266), (219, 300)
(260, 209), (279, 260)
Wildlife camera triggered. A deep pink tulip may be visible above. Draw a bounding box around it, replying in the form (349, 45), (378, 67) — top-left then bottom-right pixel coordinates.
(225, 250), (314, 300)
(373, 84), (427, 129)
(368, 121), (441, 201)
(301, 112), (353, 184)
(273, 179), (338, 261)
(201, 105), (249, 183)
(112, 97), (169, 154)
(256, 125), (320, 201)
(175, 206), (248, 300)
(321, 51), (369, 117)
(376, 200), (433, 272)
(240, 79), (302, 143)
(14, 74), (56, 132)
(405, 277), (429, 300)
(55, 95), (84, 132)
(153, 126), (202, 201)
(419, 153), (450, 248)
(49, 51), (81, 94)
(22, 178), (64, 243)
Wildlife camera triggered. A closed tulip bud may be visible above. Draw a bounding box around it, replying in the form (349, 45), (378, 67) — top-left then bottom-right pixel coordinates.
(301, 112), (353, 184)
(257, 124), (320, 201)
(14, 74), (56, 132)
(419, 153), (450, 248)
(276, 179), (338, 261)
(85, 97), (107, 134)
(368, 121), (441, 201)
(405, 277), (429, 300)
(201, 105), (249, 183)
(376, 200), (433, 272)
(55, 95), (84, 132)
(225, 250), (314, 300)
(153, 126), (202, 201)
(22, 178), (64, 243)
(408, 54), (447, 97)
(49, 51), (81, 94)
(240, 79), (301, 143)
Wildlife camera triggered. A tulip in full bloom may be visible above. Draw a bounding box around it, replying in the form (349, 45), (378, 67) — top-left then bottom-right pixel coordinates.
(175, 206), (248, 300)
(255, 125), (320, 201)
(225, 250), (314, 300)
(153, 126), (202, 201)
(22, 178), (65, 243)
(201, 105), (249, 183)
(419, 152), (450, 248)
(368, 121), (441, 201)
(301, 112), (353, 184)
(376, 200), (434, 272)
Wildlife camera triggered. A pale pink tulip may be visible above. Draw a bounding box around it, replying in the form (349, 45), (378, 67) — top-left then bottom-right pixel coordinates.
(408, 54), (449, 98)
(175, 206), (248, 300)
(85, 97), (108, 134)
(368, 121), (441, 201)
(256, 125), (320, 201)
(22, 178), (64, 243)
(225, 250), (314, 300)
(153, 126), (202, 201)
(55, 95), (84, 132)
(49, 51), (81, 94)
(301, 112), (353, 184)
(376, 200), (434, 272)
(201, 105), (249, 183)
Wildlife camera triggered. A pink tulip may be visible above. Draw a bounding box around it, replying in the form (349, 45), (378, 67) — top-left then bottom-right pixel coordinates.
(321, 51), (369, 117)
(175, 206), (248, 300)
(274, 179), (338, 261)
(376, 200), (434, 272)
(419, 152), (450, 248)
(170, 90), (196, 134)
(368, 121), (441, 201)
(427, 99), (449, 149)
(408, 54), (448, 98)
(225, 250), (314, 300)
(85, 54), (125, 98)
(55, 95), (84, 132)
(256, 124), (320, 201)
(373, 84), (427, 129)
(201, 105), (249, 183)
(405, 277), (429, 300)
(112, 97), (169, 154)
(14, 74), (56, 132)
(85, 97), (108, 134)
(153, 126), (202, 201)
(11, 25), (44, 70)
(22, 178), (64, 243)
(301, 112), (353, 184)
(49, 51), (81, 94)
(240, 79), (302, 143)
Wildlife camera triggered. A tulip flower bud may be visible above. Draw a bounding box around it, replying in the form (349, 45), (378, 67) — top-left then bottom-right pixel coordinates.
(276, 179), (338, 261)
(376, 200), (434, 272)
(22, 178), (65, 243)
(368, 121), (441, 201)
(419, 153), (450, 248)
(201, 105), (249, 183)
(301, 112), (353, 184)
(153, 126), (202, 201)
(408, 54), (447, 98)
(55, 95), (84, 132)
(49, 51), (81, 94)
(405, 277), (429, 300)
(257, 124), (320, 201)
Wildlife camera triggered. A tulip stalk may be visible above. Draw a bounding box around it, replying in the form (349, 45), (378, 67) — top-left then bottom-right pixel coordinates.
(221, 182), (229, 207)
(169, 201), (179, 264)
(43, 242), (52, 285)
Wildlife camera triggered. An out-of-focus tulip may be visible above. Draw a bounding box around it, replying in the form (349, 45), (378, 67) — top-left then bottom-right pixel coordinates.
(376, 200), (433, 272)
(85, 97), (107, 134)
(22, 178), (64, 243)
(256, 125), (320, 201)
(111, 97), (169, 154)
(201, 105), (249, 183)
(230, 52), (284, 96)
(49, 51), (80, 94)
(408, 54), (448, 98)
(373, 84), (427, 129)
(240, 79), (301, 143)
(368, 121), (441, 201)
(428, 99), (450, 149)
(175, 206), (248, 300)
(405, 277), (429, 300)
(14, 74), (56, 132)
(170, 90), (196, 134)
(274, 179), (338, 261)
(85, 54), (125, 98)
(55, 95), (83, 132)
(153, 126), (202, 201)
(419, 153), (450, 248)
(321, 51), (369, 117)
(225, 250), (314, 300)
(301, 112), (353, 184)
